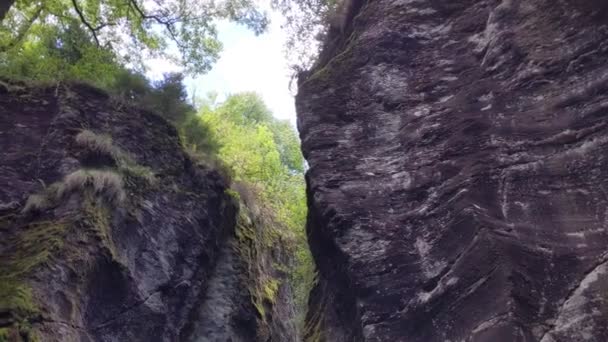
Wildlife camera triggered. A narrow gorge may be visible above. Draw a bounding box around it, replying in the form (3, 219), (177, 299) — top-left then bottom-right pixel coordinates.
(2, 0), (608, 341)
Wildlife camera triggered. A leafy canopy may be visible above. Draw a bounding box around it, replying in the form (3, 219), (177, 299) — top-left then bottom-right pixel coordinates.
(0, 0), (269, 74)
(0, 20), (123, 88)
(201, 92), (304, 177)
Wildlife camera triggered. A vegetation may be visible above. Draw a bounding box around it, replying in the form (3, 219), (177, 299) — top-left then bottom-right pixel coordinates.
(0, 215), (68, 342)
(192, 92), (313, 324)
(75, 130), (156, 182)
(0, 0), (318, 334)
(0, 0), (338, 80)
(0, 0), (268, 74)
(22, 169), (125, 214)
(272, 0), (345, 71)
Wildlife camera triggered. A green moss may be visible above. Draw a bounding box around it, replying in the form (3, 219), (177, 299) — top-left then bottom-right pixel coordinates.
(304, 33), (358, 85)
(252, 281), (276, 317)
(304, 316), (325, 342)
(0, 280), (37, 318)
(235, 221), (255, 243)
(1, 220), (68, 278)
(0, 219), (67, 333)
(263, 278), (280, 303)
(250, 277), (281, 326)
(303, 301), (326, 342)
(0, 278), (41, 342)
(225, 188), (241, 202)
(0, 328), (10, 342)
(0, 214), (74, 340)
(80, 192), (119, 260)
(0, 322), (41, 342)
(253, 298), (266, 317)
(229, 184), (297, 337)
(273, 261), (290, 274)
(17, 322), (40, 342)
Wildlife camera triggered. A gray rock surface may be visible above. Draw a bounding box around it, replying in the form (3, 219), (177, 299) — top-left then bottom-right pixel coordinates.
(0, 81), (295, 341)
(297, 1), (608, 341)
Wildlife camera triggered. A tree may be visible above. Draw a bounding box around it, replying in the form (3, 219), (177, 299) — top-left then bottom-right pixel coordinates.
(0, 19), (122, 88)
(216, 92), (274, 125)
(148, 73), (193, 123)
(0, 0), (269, 74)
(204, 93), (304, 173)
(272, 0), (338, 71)
(269, 120), (304, 173)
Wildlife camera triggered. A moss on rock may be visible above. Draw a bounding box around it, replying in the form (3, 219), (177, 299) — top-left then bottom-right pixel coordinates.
(0, 218), (65, 342)
(229, 185), (292, 336)
(2, 220), (69, 278)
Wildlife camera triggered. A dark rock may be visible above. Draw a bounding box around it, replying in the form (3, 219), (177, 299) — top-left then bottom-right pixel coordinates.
(297, 1), (608, 341)
(0, 82), (296, 341)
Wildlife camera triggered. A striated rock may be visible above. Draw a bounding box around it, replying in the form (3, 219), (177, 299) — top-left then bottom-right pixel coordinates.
(0, 81), (296, 341)
(297, 0), (608, 341)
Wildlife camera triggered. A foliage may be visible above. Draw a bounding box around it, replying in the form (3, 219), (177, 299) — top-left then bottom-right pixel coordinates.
(0, 21), (122, 88)
(149, 73), (192, 122)
(202, 92), (304, 174)
(0, 0), (269, 74)
(180, 114), (220, 154)
(196, 92), (313, 323)
(272, 0), (340, 71)
(270, 120), (305, 173)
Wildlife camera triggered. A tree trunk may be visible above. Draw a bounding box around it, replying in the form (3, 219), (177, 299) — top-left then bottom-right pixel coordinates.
(0, 0), (16, 22)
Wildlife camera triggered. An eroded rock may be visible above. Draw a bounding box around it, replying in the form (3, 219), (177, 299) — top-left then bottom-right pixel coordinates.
(297, 1), (608, 341)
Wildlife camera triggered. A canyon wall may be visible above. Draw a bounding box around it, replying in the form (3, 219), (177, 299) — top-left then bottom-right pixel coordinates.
(297, 0), (608, 341)
(0, 81), (296, 341)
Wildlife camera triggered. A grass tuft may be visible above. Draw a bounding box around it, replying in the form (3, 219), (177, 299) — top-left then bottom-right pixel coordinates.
(22, 169), (125, 215)
(75, 130), (115, 159)
(75, 130), (156, 183)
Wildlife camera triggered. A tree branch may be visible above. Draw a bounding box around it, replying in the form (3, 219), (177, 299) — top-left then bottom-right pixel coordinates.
(128, 0), (181, 27)
(71, 0), (100, 45)
(127, 0), (185, 46)
(69, 0), (118, 46)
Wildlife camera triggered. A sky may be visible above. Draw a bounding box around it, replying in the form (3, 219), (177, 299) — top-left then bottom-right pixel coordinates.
(146, 10), (297, 124)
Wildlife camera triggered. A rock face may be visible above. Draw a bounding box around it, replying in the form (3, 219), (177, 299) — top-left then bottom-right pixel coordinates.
(297, 1), (608, 341)
(0, 81), (296, 341)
